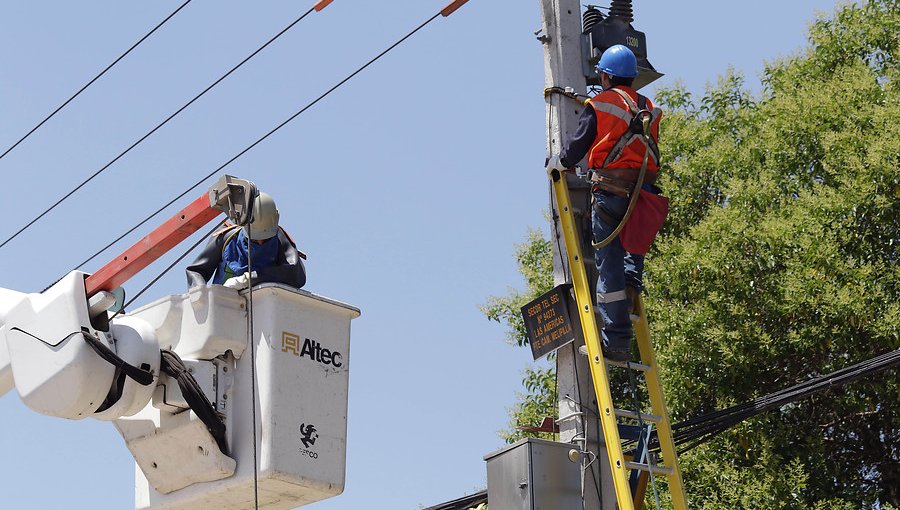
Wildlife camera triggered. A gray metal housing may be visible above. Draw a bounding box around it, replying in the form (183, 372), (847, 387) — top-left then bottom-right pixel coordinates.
(484, 438), (581, 509)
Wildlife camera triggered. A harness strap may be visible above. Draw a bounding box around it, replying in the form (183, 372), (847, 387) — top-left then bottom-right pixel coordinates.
(599, 87), (660, 168)
(592, 174), (635, 198)
(592, 167), (659, 196)
(217, 226), (245, 281)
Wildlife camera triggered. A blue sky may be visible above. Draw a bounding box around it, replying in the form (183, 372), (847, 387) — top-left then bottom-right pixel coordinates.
(0, 1), (843, 508)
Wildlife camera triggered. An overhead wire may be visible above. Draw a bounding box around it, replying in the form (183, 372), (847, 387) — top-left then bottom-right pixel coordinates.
(61, 1), (470, 280)
(109, 219), (225, 317)
(649, 348), (900, 454)
(0, 0), (193, 163)
(245, 227), (260, 510)
(0, 2), (324, 252)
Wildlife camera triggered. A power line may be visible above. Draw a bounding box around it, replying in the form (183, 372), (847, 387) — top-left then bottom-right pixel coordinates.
(0, 0), (193, 162)
(643, 348), (900, 454)
(66, 2), (470, 276)
(0, 2), (325, 252)
(114, 219), (225, 314)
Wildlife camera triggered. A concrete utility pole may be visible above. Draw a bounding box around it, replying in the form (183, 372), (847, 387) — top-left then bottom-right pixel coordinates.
(538, 1), (616, 508)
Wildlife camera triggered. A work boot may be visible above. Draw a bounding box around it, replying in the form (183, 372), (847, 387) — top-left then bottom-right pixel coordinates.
(626, 286), (640, 322)
(602, 343), (631, 362)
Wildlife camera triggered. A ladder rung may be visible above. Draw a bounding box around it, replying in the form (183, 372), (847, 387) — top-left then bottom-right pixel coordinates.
(605, 359), (651, 372)
(625, 461), (674, 476)
(615, 408), (662, 423)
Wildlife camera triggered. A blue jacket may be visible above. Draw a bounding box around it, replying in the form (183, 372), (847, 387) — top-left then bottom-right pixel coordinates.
(185, 225), (306, 289)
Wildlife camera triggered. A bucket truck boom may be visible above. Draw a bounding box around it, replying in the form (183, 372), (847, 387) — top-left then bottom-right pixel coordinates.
(0, 175), (360, 510)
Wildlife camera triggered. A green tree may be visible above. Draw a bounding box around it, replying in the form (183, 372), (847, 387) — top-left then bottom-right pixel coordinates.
(479, 229), (557, 442)
(483, 1), (900, 507)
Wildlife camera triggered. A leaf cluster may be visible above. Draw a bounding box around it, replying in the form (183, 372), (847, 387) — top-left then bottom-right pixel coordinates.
(483, 1), (900, 507)
(650, 1), (900, 506)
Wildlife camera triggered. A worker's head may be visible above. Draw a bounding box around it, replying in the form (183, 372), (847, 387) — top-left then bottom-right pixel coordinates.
(245, 191), (280, 242)
(597, 44), (637, 89)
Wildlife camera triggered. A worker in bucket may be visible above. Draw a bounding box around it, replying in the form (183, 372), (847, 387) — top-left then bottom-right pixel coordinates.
(186, 191), (307, 290)
(546, 44), (668, 362)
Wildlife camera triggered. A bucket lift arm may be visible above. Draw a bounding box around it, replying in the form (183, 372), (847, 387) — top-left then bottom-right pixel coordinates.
(86, 175), (256, 297)
(0, 170), (362, 510)
(0, 175), (256, 416)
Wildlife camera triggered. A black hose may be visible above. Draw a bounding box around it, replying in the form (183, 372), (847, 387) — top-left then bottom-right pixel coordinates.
(159, 350), (229, 455)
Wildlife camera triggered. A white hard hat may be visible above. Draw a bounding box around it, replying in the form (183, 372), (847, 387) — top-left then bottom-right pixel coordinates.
(245, 191), (280, 241)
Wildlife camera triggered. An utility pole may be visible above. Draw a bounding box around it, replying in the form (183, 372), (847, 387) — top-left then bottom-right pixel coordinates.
(538, 1), (616, 508)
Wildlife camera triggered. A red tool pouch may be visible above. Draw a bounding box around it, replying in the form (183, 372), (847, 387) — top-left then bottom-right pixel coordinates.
(620, 191), (669, 255)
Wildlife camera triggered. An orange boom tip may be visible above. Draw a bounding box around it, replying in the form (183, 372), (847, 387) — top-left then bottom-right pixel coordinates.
(441, 0), (470, 17)
(313, 0), (333, 12)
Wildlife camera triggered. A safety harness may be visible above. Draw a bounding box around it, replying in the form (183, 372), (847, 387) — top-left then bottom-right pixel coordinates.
(590, 87), (659, 198)
(543, 85), (667, 252)
(591, 87), (655, 249)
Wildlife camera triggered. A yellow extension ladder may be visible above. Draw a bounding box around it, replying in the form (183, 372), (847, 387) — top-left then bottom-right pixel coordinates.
(549, 168), (688, 510)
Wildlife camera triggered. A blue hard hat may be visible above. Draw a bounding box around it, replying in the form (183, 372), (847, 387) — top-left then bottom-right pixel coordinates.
(597, 44), (638, 79)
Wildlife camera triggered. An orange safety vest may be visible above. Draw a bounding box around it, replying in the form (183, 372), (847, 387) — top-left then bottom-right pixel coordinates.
(586, 86), (662, 171)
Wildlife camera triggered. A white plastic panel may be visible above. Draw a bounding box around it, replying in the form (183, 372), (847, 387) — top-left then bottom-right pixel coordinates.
(93, 316), (162, 421)
(128, 285), (247, 359)
(119, 406), (237, 494)
(123, 284), (358, 510)
(1, 272), (115, 418)
(0, 288), (18, 396)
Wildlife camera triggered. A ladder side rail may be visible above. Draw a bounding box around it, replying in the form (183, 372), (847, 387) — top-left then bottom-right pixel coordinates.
(633, 296), (688, 509)
(551, 168), (636, 510)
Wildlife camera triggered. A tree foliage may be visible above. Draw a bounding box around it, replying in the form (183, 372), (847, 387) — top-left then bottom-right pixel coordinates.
(483, 1), (900, 507)
(479, 229), (558, 442)
(480, 229), (554, 348)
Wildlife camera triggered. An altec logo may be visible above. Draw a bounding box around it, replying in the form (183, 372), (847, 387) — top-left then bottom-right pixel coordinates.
(301, 338), (342, 367)
(281, 332), (343, 368)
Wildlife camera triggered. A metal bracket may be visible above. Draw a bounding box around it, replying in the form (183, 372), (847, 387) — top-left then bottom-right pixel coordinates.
(208, 175), (257, 226)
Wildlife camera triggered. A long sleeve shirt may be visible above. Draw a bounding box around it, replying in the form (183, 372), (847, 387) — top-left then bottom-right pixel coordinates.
(185, 226), (306, 289)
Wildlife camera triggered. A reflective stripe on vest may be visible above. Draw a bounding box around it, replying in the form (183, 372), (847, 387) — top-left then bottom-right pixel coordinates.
(586, 88), (662, 170)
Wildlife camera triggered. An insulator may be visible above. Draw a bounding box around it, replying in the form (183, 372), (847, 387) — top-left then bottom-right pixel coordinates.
(582, 6), (604, 33)
(608, 0), (633, 23)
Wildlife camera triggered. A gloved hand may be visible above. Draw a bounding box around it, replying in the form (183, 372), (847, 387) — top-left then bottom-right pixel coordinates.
(546, 154), (567, 173)
(223, 272), (251, 290)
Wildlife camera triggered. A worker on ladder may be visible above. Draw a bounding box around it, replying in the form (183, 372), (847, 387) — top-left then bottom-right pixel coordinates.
(186, 191), (307, 290)
(547, 44), (665, 362)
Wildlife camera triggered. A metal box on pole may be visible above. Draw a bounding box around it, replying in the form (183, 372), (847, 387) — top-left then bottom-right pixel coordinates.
(484, 438), (582, 510)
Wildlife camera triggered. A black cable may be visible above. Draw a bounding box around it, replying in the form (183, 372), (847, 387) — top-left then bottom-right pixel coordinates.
(547, 100), (570, 278)
(82, 331), (155, 386)
(65, 8), (450, 276)
(62, 177), (213, 286)
(160, 349), (228, 454)
(105, 220), (228, 453)
(0, 5), (319, 252)
(109, 219), (225, 318)
(570, 343), (604, 506)
(650, 348), (900, 454)
(246, 225), (260, 510)
(0, 0), (193, 163)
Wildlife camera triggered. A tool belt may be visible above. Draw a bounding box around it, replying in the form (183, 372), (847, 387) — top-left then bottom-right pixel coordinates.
(590, 168), (658, 197)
